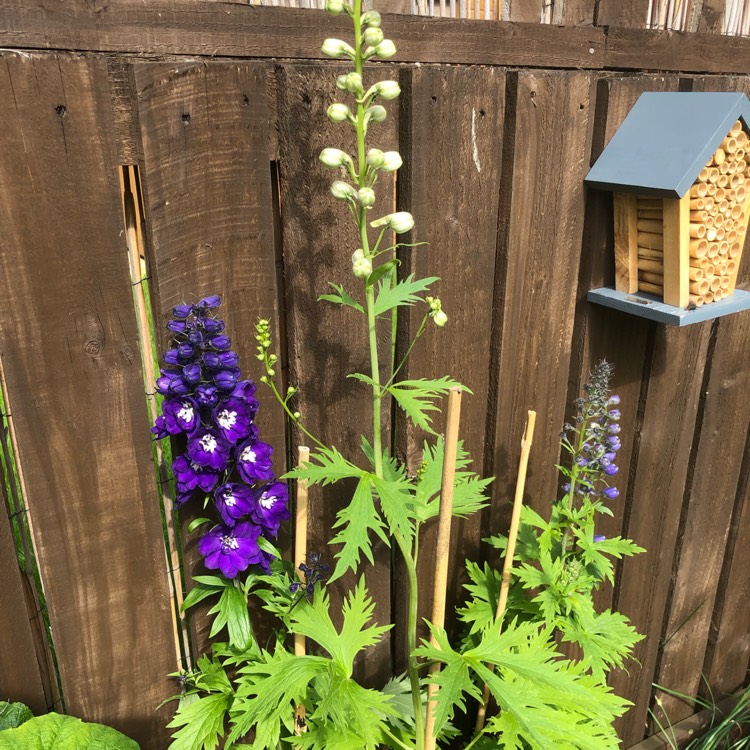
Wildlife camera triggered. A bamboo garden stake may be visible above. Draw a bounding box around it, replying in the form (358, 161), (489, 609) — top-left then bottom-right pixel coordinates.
(424, 387), (463, 750)
(294, 445), (311, 736)
(474, 410), (537, 733)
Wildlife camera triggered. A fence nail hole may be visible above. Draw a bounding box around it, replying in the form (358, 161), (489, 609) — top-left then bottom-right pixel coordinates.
(579, 103), (585, 111)
(55, 104), (67, 117)
(242, 94), (249, 106)
(181, 112), (191, 124)
(430, 95), (437, 104)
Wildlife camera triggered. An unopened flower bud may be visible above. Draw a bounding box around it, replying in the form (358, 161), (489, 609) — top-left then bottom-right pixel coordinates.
(363, 27), (384, 46)
(366, 148), (385, 168)
(327, 103), (352, 123)
(367, 105), (387, 123)
(358, 187), (376, 207)
(293, 411), (301, 420)
(321, 38), (355, 58)
(374, 40), (397, 59)
(433, 310), (448, 327)
(380, 151), (402, 172)
(325, 0), (346, 13)
(344, 72), (363, 94)
(319, 147), (352, 169)
(331, 180), (357, 201)
(371, 211), (414, 234)
(352, 248), (372, 278)
(361, 9), (382, 25)
(374, 80), (400, 100)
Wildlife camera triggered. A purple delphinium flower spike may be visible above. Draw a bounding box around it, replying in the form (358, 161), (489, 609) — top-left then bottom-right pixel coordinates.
(199, 522), (264, 579)
(213, 398), (253, 445)
(187, 429), (231, 471)
(162, 397), (199, 435)
(172, 455), (220, 494)
(215, 483), (255, 526)
(237, 439), (275, 483)
(251, 482), (290, 535)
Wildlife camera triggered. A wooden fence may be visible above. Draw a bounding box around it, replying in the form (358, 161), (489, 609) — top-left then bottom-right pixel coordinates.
(0, 4), (748, 749)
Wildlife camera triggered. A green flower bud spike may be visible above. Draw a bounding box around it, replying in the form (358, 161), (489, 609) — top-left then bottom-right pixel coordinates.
(366, 105), (387, 124)
(374, 40), (396, 59)
(380, 151), (403, 172)
(358, 187), (376, 207)
(320, 148), (354, 170)
(325, 0), (346, 14)
(321, 38), (356, 58)
(366, 148), (386, 168)
(363, 27), (384, 46)
(331, 180), (358, 201)
(327, 103), (352, 123)
(361, 9), (382, 25)
(371, 211), (414, 234)
(344, 72), (364, 94)
(352, 249), (373, 278)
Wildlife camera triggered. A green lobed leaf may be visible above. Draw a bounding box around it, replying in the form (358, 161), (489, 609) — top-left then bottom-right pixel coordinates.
(373, 274), (439, 316)
(328, 475), (387, 582)
(372, 475), (418, 547)
(208, 585), (252, 650)
(0, 713), (139, 750)
(167, 692), (232, 750)
(0, 701), (33, 731)
(388, 378), (468, 434)
(319, 282), (365, 314)
(283, 446), (365, 486)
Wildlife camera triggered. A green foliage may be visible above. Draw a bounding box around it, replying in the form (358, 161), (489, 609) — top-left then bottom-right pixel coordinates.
(0, 713), (139, 750)
(387, 378), (469, 434)
(319, 282), (365, 314)
(0, 701), (33, 731)
(373, 274), (439, 317)
(168, 694), (232, 750)
(208, 585), (253, 650)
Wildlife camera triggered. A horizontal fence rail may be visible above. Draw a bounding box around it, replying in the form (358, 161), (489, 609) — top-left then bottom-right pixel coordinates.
(0, 6), (748, 750)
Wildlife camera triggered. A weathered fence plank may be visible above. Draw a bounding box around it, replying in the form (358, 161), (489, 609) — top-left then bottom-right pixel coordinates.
(596, 0), (650, 27)
(393, 65), (505, 657)
(611, 323), (713, 746)
(276, 63), (399, 684)
(134, 61), (286, 656)
(0, 55), (175, 748)
(488, 70), (594, 533)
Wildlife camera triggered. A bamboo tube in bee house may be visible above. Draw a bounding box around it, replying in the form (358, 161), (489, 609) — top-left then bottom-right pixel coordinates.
(715, 187), (727, 201)
(727, 161), (738, 174)
(689, 294), (705, 306)
(690, 183), (708, 198)
(712, 148), (727, 165)
(730, 121), (743, 137)
(735, 186), (746, 203)
(704, 291), (714, 304)
(639, 281), (663, 295)
(736, 160), (747, 173)
(726, 229), (738, 244)
(690, 239), (708, 258)
(731, 204), (744, 220)
(690, 198), (707, 210)
(708, 167), (721, 183)
(688, 267), (704, 281)
(726, 260), (737, 275)
(719, 241), (729, 256)
(718, 174), (730, 188)
(689, 223), (707, 239)
(638, 232), (664, 250)
(717, 261), (728, 274)
(704, 262), (714, 275)
(710, 277), (722, 292)
(715, 227), (726, 241)
(691, 256), (709, 270)
(707, 183), (717, 196)
(690, 278), (710, 295)
(690, 210), (709, 223)
(721, 276), (731, 289)
(720, 161), (731, 175)
(708, 243), (720, 258)
(638, 259), (664, 273)
(706, 227), (718, 242)
(731, 173), (744, 189)
(722, 137), (738, 153)
(698, 167), (711, 182)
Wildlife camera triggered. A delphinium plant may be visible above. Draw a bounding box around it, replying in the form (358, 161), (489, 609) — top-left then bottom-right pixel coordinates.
(157, 5), (646, 749)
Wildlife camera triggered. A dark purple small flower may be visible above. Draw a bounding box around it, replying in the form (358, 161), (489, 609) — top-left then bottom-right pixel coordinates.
(173, 304), (193, 319)
(608, 395), (621, 405)
(576, 457), (588, 467)
(604, 451), (617, 462)
(164, 349), (181, 365)
(214, 369), (240, 391)
(195, 384), (219, 408)
(183, 364), (202, 384)
(203, 353), (221, 369)
(609, 409), (621, 420)
(151, 415), (169, 440)
(163, 397), (199, 434)
(156, 371), (190, 397)
(175, 488), (195, 507)
(604, 463), (618, 476)
(232, 381), (259, 414)
(188, 330), (205, 347)
(167, 320), (187, 334)
(607, 436), (622, 450)
(213, 398), (253, 444)
(251, 482), (289, 535)
(202, 318), (225, 334)
(218, 351), (239, 367)
(172, 455), (220, 493)
(215, 483), (255, 526)
(210, 335), (231, 351)
(198, 522), (263, 579)
(561, 482), (571, 493)
(237, 440), (275, 483)
(608, 424), (621, 434)
(196, 295), (222, 311)
(594, 534), (606, 543)
(187, 430), (231, 471)
(603, 487), (619, 499)
(177, 343), (195, 361)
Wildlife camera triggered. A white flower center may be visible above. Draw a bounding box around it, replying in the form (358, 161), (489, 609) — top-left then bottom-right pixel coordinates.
(201, 435), (217, 453)
(221, 535), (239, 550)
(218, 409), (237, 429)
(242, 448), (257, 463)
(177, 403), (194, 423)
(224, 491), (236, 507)
(259, 492), (275, 509)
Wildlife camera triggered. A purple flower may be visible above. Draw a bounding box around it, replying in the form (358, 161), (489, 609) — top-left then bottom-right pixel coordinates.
(251, 482), (289, 535)
(167, 319), (187, 334)
(213, 398), (253, 444)
(187, 430), (231, 471)
(608, 424), (621, 434)
(183, 364), (202, 384)
(162, 397), (199, 434)
(156, 371), (190, 396)
(608, 395), (621, 405)
(604, 463), (619, 476)
(237, 440), (275, 483)
(195, 384), (219, 408)
(214, 369), (240, 391)
(215, 483), (255, 526)
(603, 487), (619, 499)
(609, 409), (621, 420)
(173, 304), (193, 319)
(172, 455), (219, 493)
(164, 349), (181, 365)
(202, 318), (225, 334)
(203, 352), (221, 369)
(195, 295), (222, 311)
(576, 457), (588, 467)
(210, 335), (231, 351)
(594, 534), (606, 543)
(198, 522), (263, 579)
(188, 330), (205, 347)
(177, 343), (195, 361)
(607, 436), (622, 450)
(151, 415), (169, 440)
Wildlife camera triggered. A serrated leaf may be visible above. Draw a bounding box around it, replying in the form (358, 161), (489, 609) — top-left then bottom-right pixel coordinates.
(373, 274), (439, 316)
(372, 475), (417, 546)
(283, 446), (365, 486)
(0, 701), (33, 731)
(0, 713), (139, 750)
(208, 585), (252, 649)
(329, 476), (387, 582)
(457, 560), (501, 634)
(388, 378), (468, 434)
(319, 282), (364, 314)
(366, 258), (398, 288)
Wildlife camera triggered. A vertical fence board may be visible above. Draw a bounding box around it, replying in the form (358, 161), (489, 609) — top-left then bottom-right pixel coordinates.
(0, 55), (175, 748)
(611, 324), (713, 745)
(570, 75), (680, 616)
(597, 0), (650, 27)
(394, 66), (505, 655)
(134, 61), (286, 656)
(0, 505), (47, 713)
(276, 64), (398, 684)
(488, 70), (593, 535)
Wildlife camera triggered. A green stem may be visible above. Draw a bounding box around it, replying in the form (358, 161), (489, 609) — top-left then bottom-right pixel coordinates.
(384, 314), (428, 391)
(264, 378), (326, 450)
